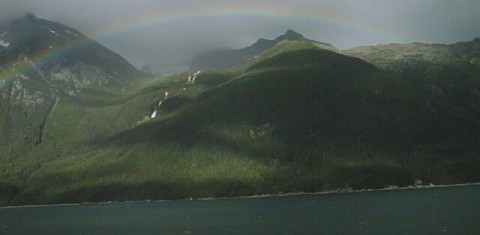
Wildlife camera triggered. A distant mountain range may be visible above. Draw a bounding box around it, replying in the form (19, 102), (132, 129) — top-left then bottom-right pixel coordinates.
(190, 29), (335, 70)
(344, 37), (480, 72)
(1, 15), (479, 206)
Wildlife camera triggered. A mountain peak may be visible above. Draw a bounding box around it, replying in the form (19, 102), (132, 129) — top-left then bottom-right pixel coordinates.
(191, 30), (336, 70)
(23, 13), (50, 22)
(285, 29), (303, 37)
(0, 15), (140, 95)
(277, 30), (305, 41)
(25, 13), (37, 20)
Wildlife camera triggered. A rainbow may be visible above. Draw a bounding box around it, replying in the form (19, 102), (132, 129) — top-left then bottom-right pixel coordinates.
(92, 3), (387, 42)
(0, 30), (93, 83)
(1, 4), (387, 82)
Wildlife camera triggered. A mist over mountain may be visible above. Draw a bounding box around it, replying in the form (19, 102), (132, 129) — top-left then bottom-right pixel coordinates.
(190, 30), (336, 70)
(1, 0), (479, 73)
(344, 38), (480, 72)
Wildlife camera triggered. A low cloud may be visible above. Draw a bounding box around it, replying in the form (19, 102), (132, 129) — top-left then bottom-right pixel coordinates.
(1, 0), (479, 71)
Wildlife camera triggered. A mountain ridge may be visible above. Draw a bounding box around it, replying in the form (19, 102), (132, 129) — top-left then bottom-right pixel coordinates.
(0, 17), (479, 205)
(190, 30), (335, 70)
(343, 37), (480, 72)
(49, 42), (479, 204)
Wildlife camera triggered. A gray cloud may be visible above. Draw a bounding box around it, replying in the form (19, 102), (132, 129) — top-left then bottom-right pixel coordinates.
(1, 0), (479, 71)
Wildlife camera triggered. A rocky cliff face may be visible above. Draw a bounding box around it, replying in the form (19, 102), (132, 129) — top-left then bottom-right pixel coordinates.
(0, 14), (140, 157)
(0, 73), (56, 155)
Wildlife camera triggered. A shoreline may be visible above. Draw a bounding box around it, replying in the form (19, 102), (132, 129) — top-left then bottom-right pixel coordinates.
(2, 182), (479, 209)
(197, 182), (480, 201)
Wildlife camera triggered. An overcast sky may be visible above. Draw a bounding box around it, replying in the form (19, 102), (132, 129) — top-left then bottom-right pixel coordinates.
(1, 0), (479, 71)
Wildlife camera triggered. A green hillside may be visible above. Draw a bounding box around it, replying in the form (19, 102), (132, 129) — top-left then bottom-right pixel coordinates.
(2, 41), (479, 205)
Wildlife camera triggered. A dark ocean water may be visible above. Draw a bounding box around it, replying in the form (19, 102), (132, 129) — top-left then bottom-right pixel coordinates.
(1, 184), (479, 235)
